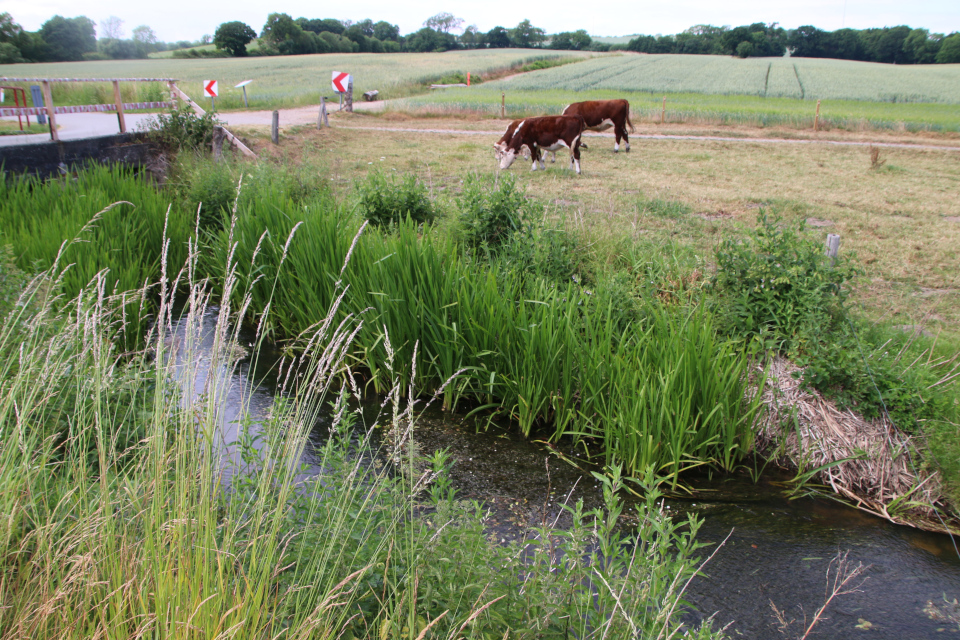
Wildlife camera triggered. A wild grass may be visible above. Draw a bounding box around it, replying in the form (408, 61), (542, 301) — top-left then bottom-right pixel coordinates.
(0, 120), (50, 135)
(0, 207), (726, 639)
(0, 50), (592, 110)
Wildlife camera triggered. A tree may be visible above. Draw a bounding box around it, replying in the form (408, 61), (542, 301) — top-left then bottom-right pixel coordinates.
(936, 33), (960, 63)
(132, 25), (157, 45)
(486, 26), (510, 48)
(0, 42), (24, 63)
(39, 15), (97, 61)
(100, 16), (123, 40)
(789, 25), (826, 58)
(261, 13), (302, 43)
(214, 21), (256, 56)
(736, 40), (753, 58)
(902, 28), (941, 64)
(200, 34), (212, 44)
(424, 13), (463, 34)
(0, 12), (22, 43)
(373, 21), (399, 42)
(510, 19), (545, 48)
(404, 27), (455, 52)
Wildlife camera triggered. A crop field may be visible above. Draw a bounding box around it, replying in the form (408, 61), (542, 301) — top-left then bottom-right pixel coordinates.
(484, 54), (960, 103)
(0, 49), (590, 109)
(394, 87), (960, 130)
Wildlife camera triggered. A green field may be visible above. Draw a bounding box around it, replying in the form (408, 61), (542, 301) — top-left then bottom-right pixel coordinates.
(485, 54), (960, 103)
(395, 87), (960, 130)
(0, 50), (591, 110)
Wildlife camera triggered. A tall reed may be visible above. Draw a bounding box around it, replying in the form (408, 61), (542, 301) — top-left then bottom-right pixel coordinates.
(0, 209), (726, 639)
(207, 173), (763, 483)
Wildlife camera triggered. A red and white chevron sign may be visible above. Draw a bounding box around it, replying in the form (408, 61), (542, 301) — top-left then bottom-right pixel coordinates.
(332, 71), (352, 93)
(203, 80), (219, 97)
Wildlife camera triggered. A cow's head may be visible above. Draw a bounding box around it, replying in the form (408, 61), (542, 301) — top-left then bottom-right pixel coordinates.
(499, 147), (519, 170)
(493, 142), (506, 161)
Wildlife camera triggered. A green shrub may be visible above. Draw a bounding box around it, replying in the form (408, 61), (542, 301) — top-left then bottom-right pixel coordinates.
(457, 173), (532, 251)
(800, 321), (959, 432)
(148, 106), (222, 153)
(710, 212), (860, 354)
(356, 171), (434, 227)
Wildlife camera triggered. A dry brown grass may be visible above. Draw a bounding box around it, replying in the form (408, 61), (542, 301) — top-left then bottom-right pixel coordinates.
(758, 356), (951, 532)
(231, 114), (960, 344)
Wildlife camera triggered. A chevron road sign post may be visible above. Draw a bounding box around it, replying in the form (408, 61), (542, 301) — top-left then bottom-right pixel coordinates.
(203, 80), (218, 110)
(332, 71), (353, 111)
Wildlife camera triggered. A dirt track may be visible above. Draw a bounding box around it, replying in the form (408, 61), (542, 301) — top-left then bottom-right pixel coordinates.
(221, 107), (960, 153)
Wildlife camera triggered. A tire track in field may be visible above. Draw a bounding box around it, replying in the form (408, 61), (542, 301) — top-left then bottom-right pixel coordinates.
(337, 125), (960, 153)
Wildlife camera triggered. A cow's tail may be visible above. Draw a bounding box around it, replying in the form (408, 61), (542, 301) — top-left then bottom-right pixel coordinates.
(625, 102), (636, 133)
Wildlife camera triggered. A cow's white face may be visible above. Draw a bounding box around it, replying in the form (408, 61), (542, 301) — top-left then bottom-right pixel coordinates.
(499, 148), (518, 170)
(493, 142), (506, 161)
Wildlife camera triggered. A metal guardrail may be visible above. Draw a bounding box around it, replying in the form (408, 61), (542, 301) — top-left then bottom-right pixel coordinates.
(0, 102), (173, 117)
(0, 77), (178, 82)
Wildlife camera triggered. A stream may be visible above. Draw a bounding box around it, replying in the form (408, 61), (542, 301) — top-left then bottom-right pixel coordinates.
(176, 307), (960, 639)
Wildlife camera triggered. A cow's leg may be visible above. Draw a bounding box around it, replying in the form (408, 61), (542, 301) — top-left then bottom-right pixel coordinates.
(550, 151), (556, 163)
(572, 137), (582, 175)
(620, 124), (630, 152)
(531, 146), (541, 171)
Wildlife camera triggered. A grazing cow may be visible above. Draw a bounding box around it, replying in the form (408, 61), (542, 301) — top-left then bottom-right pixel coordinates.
(561, 99), (634, 153)
(494, 119), (555, 163)
(498, 115), (585, 174)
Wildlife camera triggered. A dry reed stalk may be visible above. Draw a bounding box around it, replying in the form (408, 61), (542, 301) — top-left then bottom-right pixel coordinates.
(756, 356), (951, 531)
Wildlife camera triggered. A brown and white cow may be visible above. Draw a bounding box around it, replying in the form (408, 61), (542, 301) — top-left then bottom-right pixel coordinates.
(497, 115), (585, 174)
(561, 99), (634, 153)
(493, 119), (554, 163)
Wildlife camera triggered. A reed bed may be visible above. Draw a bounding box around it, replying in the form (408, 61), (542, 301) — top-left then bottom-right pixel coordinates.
(207, 177), (762, 483)
(0, 213), (725, 639)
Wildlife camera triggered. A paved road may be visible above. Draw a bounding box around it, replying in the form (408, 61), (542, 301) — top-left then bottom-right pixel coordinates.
(0, 112), (157, 146)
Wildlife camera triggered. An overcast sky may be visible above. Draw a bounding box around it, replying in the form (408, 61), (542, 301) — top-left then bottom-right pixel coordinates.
(6, 0), (959, 43)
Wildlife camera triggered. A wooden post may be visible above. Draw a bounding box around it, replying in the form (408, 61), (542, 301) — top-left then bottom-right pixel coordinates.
(271, 110), (279, 144)
(41, 81), (57, 142)
(345, 79), (353, 113)
(318, 96), (328, 128)
(467, 72), (471, 86)
(112, 80), (126, 133)
(661, 96), (666, 125)
(212, 125), (225, 161)
(814, 99), (821, 132)
(501, 92), (505, 118)
(168, 82), (177, 107)
(825, 233), (840, 266)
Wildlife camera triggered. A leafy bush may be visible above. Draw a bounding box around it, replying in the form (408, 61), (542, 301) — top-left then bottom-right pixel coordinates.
(457, 173), (532, 251)
(800, 321), (959, 432)
(355, 171), (434, 227)
(710, 212), (860, 354)
(457, 174), (583, 282)
(148, 106), (222, 153)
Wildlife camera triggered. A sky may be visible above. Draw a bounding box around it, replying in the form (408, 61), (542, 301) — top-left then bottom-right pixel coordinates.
(5, 0), (959, 43)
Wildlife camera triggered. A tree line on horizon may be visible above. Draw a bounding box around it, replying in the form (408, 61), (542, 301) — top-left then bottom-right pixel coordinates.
(1, 11), (958, 65)
(627, 22), (960, 64)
